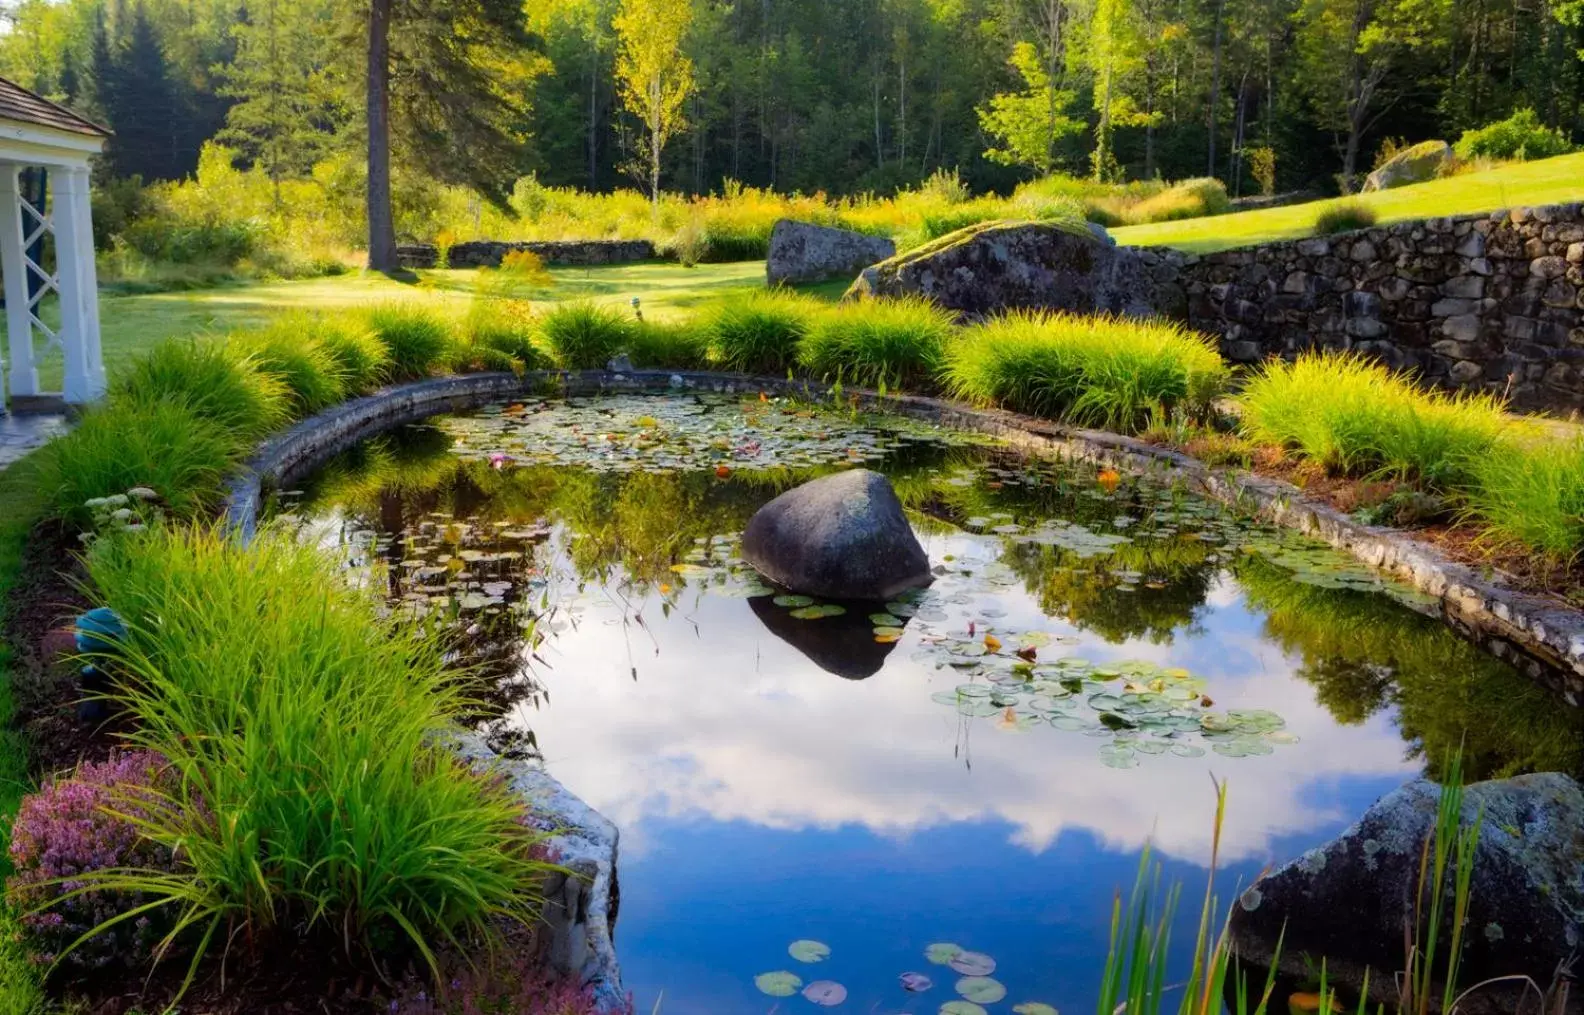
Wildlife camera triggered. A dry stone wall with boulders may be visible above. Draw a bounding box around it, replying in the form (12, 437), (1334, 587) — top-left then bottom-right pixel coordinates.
(396, 239), (656, 269)
(766, 219), (895, 285)
(1175, 203), (1584, 412)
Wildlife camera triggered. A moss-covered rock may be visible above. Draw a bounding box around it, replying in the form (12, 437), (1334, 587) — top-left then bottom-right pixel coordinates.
(842, 219), (1158, 319)
(1362, 141), (1454, 193)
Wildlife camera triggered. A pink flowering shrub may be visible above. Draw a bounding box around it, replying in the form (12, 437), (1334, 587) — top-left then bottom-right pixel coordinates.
(5, 751), (179, 969)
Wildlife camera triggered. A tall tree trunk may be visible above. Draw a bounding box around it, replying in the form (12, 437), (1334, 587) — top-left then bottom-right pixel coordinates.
(366, 0), (397, 273)
(1207, 0), (1225, 178)
(897, 47), (907, 168)
(588, 30), (599, 190)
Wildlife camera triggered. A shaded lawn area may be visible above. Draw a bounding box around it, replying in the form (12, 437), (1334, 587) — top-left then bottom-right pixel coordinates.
(35, 259), (825, 391)
(1114, 151), (1584, 252)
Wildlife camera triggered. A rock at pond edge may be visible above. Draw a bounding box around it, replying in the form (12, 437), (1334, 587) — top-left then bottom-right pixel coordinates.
(767, 219), (896, 286)
(1229, 772), (1584, 1015)
(742, 469), (932, 601)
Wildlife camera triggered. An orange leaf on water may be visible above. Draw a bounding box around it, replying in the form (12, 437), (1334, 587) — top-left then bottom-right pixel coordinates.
(983, 634), (1002, 653)
(1097, 468), (1122, 492)
(714, 464), (732, 478)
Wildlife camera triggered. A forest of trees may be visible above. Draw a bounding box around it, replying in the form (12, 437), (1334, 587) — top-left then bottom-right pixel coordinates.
(2, 0), (1582, 204)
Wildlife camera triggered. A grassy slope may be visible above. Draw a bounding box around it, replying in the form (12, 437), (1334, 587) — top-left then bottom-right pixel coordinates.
(1113, 152), (1584, 252)
(37, 260), (781, 391)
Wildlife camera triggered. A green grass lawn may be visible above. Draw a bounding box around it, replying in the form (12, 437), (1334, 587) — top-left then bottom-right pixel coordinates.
(34, 260), (795, 391)
(1113, 151), (1584, 252)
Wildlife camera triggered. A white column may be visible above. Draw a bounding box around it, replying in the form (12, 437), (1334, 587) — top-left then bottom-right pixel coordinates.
(0, 164), (38, 399)
(68, 166), (104, 395)
(49, 165), (97, 404)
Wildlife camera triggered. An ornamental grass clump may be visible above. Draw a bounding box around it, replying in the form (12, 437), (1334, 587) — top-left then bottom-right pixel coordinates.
(307, 312), (391, 393)
(1239, 352), (1509, 487)
(942, 311), (1229, 432)
(538, 302), (632, 370)
(626, 319), (709, 370)
(798, 296), (954, 390)
(36, 400), (245, 525)
(1313, 199), (1378, 235)
(80, 526), (554, 981)
(6, 752), (179, 971)
(462, 299), (550, 374)
(228, 321), (347, 416)
(1464, 435), (1584, 561)
(367, 304), (457, 381)
(699, 291), (823, 375)
(110, 338), (291, 440)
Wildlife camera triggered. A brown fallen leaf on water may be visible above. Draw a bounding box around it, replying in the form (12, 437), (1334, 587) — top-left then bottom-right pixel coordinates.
(1015, 646), (1038, 662)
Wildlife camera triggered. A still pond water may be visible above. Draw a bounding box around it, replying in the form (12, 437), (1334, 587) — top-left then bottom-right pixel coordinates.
(277, 394), (1583, 1015)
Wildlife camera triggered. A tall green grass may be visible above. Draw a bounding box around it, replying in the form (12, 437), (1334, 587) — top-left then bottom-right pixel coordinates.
(943, 311), (1230, 432)
(79, 526), (554, 985)
(229, 322), (347, 416)
(306, 312), (391, 393)
(698, 291), (822, 375)
(538, 302), (632, 370)
(34, 400), (246, 524)
(799, 296), (954, 390)
(626, 319), (709, 370)
(111, 338), (292, 440)
(366, 304), (456, 381)
(1240, 354), (1509, 488)
(1464, 436), (1584, 561)
(462, 299), (549, 373)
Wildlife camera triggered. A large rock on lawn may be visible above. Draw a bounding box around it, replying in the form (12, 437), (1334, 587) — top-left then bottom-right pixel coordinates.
(843, 219), (1156, 318)
(1362, 141), (1454, 193)
(766, 219), (896, 286)
(742, 469), (931, 601)
(1230, 773), (1584, 1015)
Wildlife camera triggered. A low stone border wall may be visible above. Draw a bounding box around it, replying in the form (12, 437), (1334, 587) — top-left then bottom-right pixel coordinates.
(396, 239), (657, 270)
(218, 366), (1584, 1004)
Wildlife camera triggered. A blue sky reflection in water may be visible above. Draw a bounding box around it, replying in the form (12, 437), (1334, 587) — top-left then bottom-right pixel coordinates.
(281, 395), (1582, 1014)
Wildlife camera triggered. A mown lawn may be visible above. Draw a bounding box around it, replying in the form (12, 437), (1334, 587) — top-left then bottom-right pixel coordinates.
(38, 260), (816, 392)
(1114, 151), (1584, 252)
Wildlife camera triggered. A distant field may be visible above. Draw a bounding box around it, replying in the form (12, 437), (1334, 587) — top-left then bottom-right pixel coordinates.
(1113, 152), (1584, 252)
(38, 260), (807, 391)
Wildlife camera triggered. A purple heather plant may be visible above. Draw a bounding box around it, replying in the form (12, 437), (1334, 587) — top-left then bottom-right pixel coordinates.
(5, 751), (179, 970)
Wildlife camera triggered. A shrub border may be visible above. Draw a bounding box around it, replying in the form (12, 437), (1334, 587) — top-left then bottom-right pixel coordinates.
(218, 365), (1584, 1004)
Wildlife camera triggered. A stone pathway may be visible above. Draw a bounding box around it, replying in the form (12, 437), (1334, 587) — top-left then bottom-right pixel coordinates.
(0, 410), (69, 472)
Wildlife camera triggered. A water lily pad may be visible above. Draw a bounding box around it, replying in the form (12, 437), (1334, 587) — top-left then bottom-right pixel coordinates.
(900, 971), (934, 992)
(802, 980), (847, 1006)
(774, 594), (815, 608)
(947, 950), (996, 976)
(1013, 1004), (1060, 1015)
(940, 1002), (989, 1015)
(925, 943), (964, 965)
(874, 626), (906, 638)
(789, 604), (847, 619)
(788, 939), (831, 963)
(870, 613), (904, 626)
(755, 971), (802, 996)
(957, 977), (1007, 1004)
(1099, 744), (1139, 769)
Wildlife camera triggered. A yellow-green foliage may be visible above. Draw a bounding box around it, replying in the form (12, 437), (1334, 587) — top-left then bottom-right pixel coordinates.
(308, 313), (392, 394)
(1312, 199), (1378, 235)
(83, 526), (552, 977)
(1239, 353), (1510, 487)
(627, 319), (710, 370)
(942, 310), (1229, 432)
(698, 290), (824, 374)
(1464, 436), (1584, 561)
(538, 301), (633, 369)
(229, 321), (349, 416)
(1086, 178), (1231, 226)
(365, 304), (457, 381)
(111, 338), (292, 439)
(799, 297), (956, 390)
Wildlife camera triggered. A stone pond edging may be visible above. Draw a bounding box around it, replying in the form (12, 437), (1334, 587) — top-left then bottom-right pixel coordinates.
(216, 365), (1584, 1004)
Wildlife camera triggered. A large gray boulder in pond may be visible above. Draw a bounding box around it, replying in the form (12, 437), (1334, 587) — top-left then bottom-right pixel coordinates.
(766, 219), (896, 286)
(742, 469), (931, 601)
(842, 219), (1157, 318)
(1230, 773), (1584, 1015)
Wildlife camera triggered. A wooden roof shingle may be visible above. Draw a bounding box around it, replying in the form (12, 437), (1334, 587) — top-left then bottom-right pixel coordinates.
(0, 76), (109, 138)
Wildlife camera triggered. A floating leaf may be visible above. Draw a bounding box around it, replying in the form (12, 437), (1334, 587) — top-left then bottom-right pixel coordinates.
(788, 939), (831, 963)
(900, 972), (934, 992)
(947, 951), (996, 976)
(957, 977), (1007, 1004)
(1013, 1005), (1060, 1015)
(755, 971), (802, 997)
(941, 1002), (989, 1015)
(789, 604), (847, 619)
(870, 613), (903, 626)
(925, 943), (964, 965)
(802, 980), (847, 1006)
(774, 594), (815, 608)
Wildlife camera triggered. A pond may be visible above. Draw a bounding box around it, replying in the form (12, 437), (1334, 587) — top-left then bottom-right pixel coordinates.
(275, 393), (1584, 1015)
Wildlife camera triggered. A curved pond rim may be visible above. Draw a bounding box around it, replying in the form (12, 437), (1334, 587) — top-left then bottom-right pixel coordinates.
(221, 367), (1584, 701)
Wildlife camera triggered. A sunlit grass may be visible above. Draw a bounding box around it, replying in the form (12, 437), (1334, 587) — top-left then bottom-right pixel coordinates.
(1464, 436), (1584, 562)
(943, 311), (1229, 432)
(698, 290), (824, 375)
(799, 297), (955, 390)
(1114, 151), (1584, 251)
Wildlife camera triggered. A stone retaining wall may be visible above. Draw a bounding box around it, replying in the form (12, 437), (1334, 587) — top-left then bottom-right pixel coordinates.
(396, 239), (657, 269)
(1172, 203), (1584, 412)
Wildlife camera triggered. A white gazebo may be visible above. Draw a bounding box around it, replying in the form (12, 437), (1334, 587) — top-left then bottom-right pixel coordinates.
(0, 76), (109, 410)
